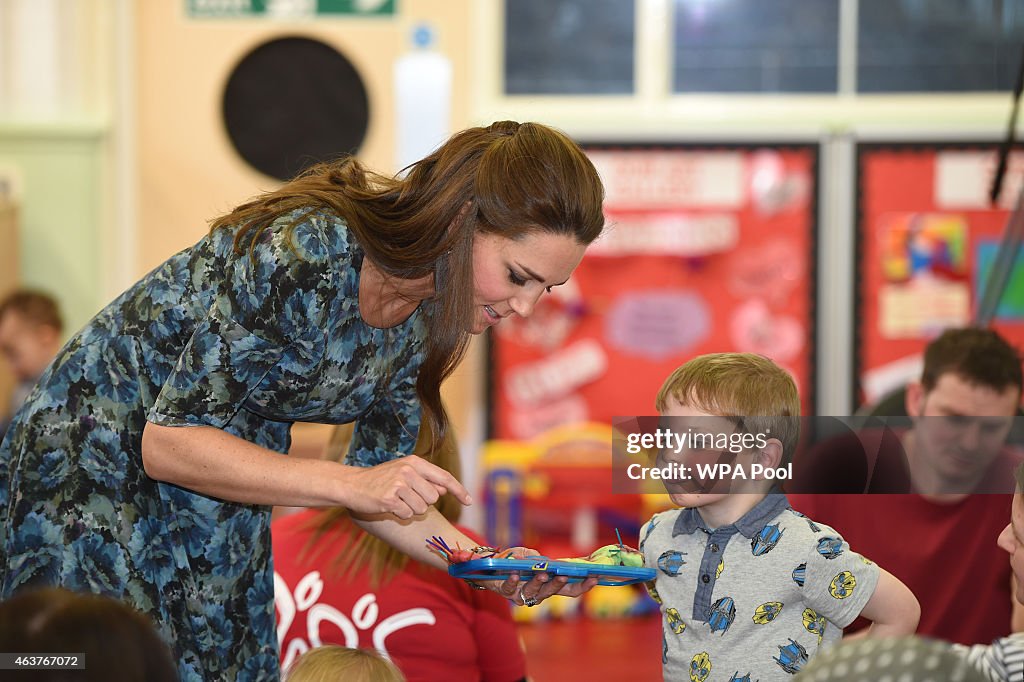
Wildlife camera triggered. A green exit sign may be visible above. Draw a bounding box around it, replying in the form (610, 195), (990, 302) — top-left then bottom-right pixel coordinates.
(188, 0), (396, 17)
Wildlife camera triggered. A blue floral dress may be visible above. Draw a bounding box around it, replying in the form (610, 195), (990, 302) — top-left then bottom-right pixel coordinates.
(0, 208), (426, 681)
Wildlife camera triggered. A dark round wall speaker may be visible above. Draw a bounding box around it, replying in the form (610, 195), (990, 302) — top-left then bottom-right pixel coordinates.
(222, 36), (370, 181)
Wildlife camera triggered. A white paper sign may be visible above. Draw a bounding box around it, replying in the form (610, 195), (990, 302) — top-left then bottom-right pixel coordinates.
(589, 151), (745, 209)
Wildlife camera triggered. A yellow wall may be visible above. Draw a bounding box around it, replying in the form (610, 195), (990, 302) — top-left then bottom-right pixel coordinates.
(134, 0), (480, 448)
(135, 0), (474, 270)
(0, 198), (18, 417)
(0, 123), (108, 336)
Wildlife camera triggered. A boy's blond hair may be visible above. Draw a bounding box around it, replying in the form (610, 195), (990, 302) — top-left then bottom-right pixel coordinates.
(656, 353), (801, 460)
(286, 645), (405, 682)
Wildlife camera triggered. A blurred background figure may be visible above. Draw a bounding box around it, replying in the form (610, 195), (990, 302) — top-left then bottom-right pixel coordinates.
(0, 289), (63, 438)
(791, 327), (1024, 645)
(0, 587), (177, 682)
(285, 645), (405, 682)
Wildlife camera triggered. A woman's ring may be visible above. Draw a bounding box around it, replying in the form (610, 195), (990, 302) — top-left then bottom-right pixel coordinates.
(522, 595), (539, 607)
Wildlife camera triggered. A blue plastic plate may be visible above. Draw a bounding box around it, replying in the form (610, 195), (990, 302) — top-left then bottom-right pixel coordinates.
(448, 557), (655, 586)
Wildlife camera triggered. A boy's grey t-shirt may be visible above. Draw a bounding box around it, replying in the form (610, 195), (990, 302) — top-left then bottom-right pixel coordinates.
(640, 494), (880, 681)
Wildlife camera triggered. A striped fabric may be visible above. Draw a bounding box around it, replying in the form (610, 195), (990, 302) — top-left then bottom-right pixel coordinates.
(959, 633), (1024, 682)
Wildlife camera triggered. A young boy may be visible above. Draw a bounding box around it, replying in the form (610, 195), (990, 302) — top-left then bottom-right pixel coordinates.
(640, 353), (920, 681)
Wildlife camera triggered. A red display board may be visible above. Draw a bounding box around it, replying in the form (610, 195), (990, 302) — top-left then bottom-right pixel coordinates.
(489, 144), (819, 439)
(855, 143), (1024, 407)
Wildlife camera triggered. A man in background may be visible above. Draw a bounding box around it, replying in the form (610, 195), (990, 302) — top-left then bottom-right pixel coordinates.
(791, 327), (1023, 645)
(0, 289), (63, 438)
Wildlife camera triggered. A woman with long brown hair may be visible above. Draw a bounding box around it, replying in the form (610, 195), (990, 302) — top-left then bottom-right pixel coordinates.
(0, 121), (604, 681)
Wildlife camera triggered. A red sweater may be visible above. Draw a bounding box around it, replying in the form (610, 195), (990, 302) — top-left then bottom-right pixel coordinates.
(789, 492), (1014, 645)
(273, 511), (526, 682)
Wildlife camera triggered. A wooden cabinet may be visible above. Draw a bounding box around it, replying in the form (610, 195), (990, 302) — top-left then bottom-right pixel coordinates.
(0, 199), (18, 418)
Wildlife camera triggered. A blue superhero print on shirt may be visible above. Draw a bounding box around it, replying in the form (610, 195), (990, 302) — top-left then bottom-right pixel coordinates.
(751, 523), (783, 556)
(658, 550), (687, 576)
(708, 596), (737, 635)
(816, 536), (843, 560)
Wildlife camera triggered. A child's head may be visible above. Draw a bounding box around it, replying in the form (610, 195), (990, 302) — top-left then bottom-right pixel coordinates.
(655, 353), (800, 504)
(286, 645), (405, 682)
(0, 587), (178, 682)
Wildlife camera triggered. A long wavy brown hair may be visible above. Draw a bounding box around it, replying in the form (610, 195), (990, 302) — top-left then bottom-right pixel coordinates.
(210, 121), (605, 448)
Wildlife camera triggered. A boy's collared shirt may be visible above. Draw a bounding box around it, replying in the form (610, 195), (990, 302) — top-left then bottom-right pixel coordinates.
(641, 493), (879, 681)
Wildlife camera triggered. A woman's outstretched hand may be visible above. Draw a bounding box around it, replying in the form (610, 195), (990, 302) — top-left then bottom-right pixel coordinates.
(481, 547), (600, 605)
(340, 456), (472, 519)
(423, 539), (601, 604)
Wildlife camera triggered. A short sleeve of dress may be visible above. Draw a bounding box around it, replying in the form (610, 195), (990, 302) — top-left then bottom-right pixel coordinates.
(147, 210), (340, 429)
(345, 346), (422, 467)
(801, 523), (880, 628)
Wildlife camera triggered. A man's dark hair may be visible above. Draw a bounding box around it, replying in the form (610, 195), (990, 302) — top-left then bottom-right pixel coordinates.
(921, 327), (1022, 395)
(0, 289), (63, 333)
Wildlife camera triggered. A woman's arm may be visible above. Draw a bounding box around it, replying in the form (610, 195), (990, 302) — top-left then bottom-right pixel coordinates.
(144, 422), (597, 603)
(351, 506), (599, 602)
(141, 421), (469, 515)
(349, 506), (481, 570)
(847, 567), (920, 639)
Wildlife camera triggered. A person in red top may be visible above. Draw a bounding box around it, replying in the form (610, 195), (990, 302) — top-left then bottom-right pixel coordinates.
(273, 422), (527, 682)
(791, 327), (1024, 645)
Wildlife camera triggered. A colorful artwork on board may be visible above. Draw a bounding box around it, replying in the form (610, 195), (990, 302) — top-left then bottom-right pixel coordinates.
(604, 291), (711, 360)
(975, 240), (1024, 321)
(491, 144), (818, 435)
(880, 213), (967, 283)
(855, 145), (1024, 405)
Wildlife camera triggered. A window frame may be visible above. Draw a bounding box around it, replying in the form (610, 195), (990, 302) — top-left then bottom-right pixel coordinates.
(472, 0), (1013, 134)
